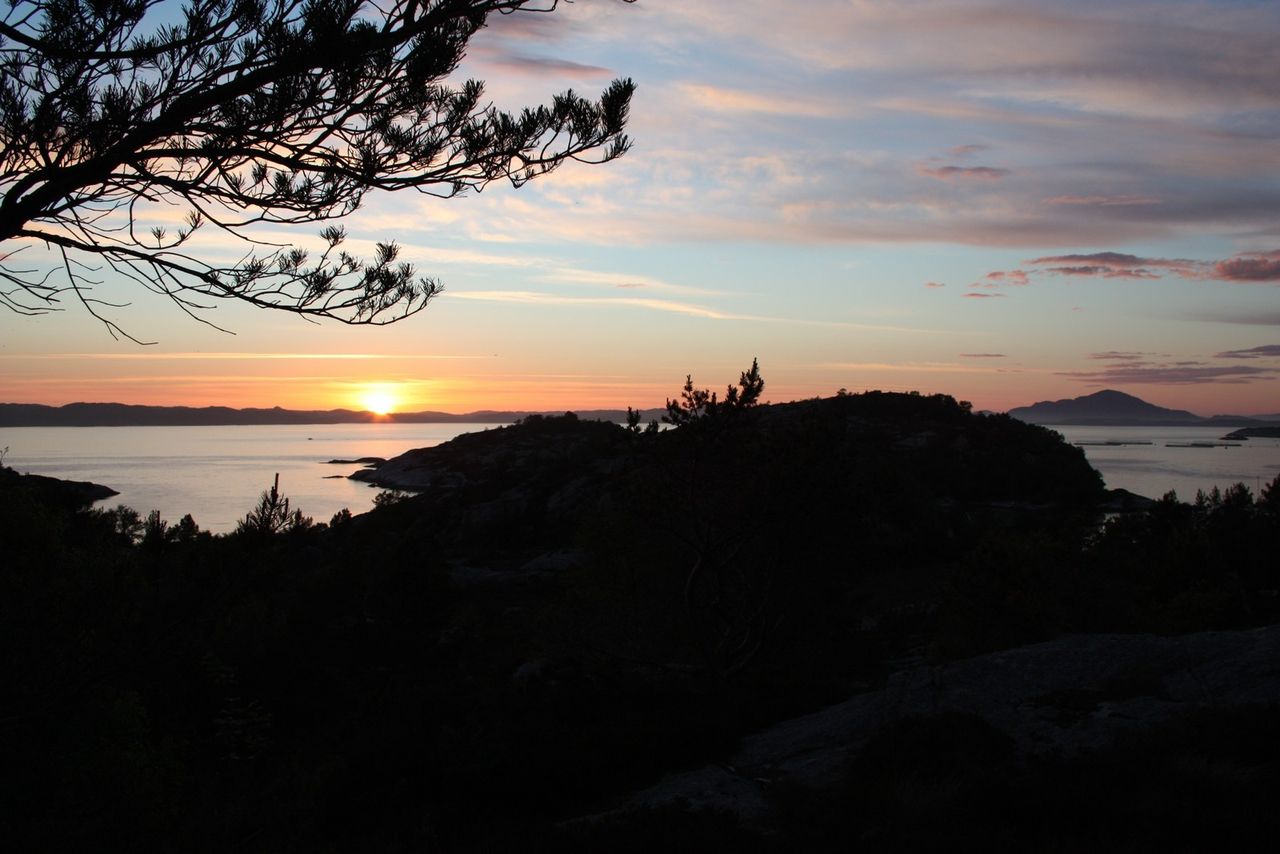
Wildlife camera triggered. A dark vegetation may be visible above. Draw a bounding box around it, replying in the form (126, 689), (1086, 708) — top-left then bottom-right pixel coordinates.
(3, 367), (1279, 849)
(0, 1), (633, 336)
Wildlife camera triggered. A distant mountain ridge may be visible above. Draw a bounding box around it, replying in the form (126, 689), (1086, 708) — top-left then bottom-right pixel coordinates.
(0, 402), (665, 427)
(4, 393), (1273, 428)
(1008, 389), (1275, 426)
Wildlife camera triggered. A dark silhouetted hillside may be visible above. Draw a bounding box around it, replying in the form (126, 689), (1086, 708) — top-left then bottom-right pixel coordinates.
(4, 386), (1279, 850)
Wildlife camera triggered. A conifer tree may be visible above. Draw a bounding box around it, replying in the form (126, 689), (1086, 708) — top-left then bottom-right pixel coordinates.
(0, 1), (635, 337)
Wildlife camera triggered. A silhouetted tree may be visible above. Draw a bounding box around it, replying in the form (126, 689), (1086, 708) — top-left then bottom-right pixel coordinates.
(236, 473), (310, 535)
(723, 356), (763, 408)
(140, 508), (168, 549)
(171, 512), (203, 542)
(663, 357), (764, 427)
(0, 0), (635, 338)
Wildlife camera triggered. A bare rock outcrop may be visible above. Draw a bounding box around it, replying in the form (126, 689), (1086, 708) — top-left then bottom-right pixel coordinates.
(613, 624), (1280, 825)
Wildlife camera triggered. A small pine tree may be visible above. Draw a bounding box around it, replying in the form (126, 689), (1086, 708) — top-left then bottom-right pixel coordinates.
(663, 358), (765, 427)
(237, 474), (311, 536)
(732, 357), (764, 409)
(140, 509), (169, 549)
(172, 514), (202, 543)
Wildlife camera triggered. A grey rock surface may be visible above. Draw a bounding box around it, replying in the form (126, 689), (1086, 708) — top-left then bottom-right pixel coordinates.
(617, 624), (1280, 823)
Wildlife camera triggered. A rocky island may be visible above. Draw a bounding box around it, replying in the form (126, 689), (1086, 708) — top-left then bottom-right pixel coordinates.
(1222, 426), (1280, 440)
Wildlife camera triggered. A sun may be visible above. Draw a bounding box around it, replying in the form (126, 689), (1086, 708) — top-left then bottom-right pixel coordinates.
(361, 387), (398, 416)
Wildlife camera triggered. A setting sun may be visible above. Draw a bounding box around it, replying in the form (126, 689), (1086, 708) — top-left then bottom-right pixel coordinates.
(360, 387), (398, 416)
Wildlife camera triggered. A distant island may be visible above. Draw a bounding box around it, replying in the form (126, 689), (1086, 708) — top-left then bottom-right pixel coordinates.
(1008, 389), (1280, 427)
(5, 390), (1278, 429)
(0, 401), (665, 427)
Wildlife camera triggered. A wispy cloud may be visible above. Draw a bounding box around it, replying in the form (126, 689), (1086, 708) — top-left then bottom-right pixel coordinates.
(918, 165), (1010, 181)
(1041, 265), (1161, 279)
(449, 290), (935, 332)
(4, 352), (482, 361)
(965, 249), (1280, 288)
(675, 83), (847, 118)
(1088, 351), (1154, 362)
(981, 270), (1030, 286)
(1043, 195), (1161, 207)
(1061, 359), (1278, 385)
(962, 292), (1005, 299)
(540, 267), (727, 296)
(1025, 252), (1199, 272)
(484, 54), (614, 79)
(817, 360), (1025, 376)
(1215, 345), (1280, 359)
(949, 144), (990, 158)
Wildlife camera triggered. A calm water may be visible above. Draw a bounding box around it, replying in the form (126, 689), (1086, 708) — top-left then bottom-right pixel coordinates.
(1050, 424), (1280, 501)
(0, 423), (497, 533)
(3, 421), (1278, 534)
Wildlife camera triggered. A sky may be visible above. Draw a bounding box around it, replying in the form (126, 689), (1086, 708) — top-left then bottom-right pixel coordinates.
(2, 0), (1279, 415)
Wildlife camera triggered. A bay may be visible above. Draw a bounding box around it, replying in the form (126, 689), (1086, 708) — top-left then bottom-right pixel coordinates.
(1050, 424), (1280, 501)
(0, 422), (498, 533)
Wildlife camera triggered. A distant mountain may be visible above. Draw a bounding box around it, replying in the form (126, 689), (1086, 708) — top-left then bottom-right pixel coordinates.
(0, 402), (663, 427)
(1008, 390), (1204, 426)
(1009, 390), (1280, 426)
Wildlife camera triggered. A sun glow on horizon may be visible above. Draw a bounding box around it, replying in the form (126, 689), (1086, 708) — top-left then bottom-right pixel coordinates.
(360, 386), (399, 416)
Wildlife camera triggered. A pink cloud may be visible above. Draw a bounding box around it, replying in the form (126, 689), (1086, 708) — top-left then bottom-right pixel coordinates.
(962, 292), (1005, 299)
(949, 144), (990, 158)
(982, 269), (1030, 286)
(1024, 252), (1206, 279)
(1029, 252), (1161, 267)
(918, 165), (1010, 181)
(1213, 252), (1280, 282)
(1043, 195), (1161, 207)
(1023, 250), (1280, 282)
(1042, 265), (1160, 279)
(486, 55), (615, 79)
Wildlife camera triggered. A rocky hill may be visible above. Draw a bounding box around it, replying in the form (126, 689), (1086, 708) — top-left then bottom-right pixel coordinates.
(5, 388), (1278, 850)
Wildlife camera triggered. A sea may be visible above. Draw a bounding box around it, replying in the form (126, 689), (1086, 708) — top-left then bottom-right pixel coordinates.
(0, 423), (500, 534)
(2, 422), (1278, 534)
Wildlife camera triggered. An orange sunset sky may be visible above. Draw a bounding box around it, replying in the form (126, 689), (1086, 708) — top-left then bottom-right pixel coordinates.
(2, 1), (1279, 417)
